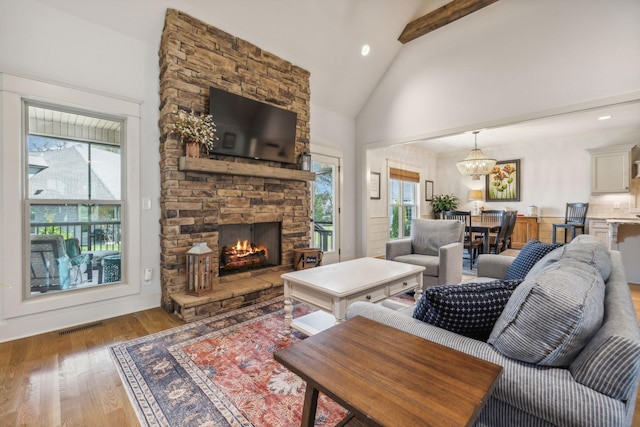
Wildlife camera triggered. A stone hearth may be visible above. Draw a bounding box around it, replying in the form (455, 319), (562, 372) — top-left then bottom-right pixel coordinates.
(158, 9), (312, 321)
(171, 272), (284, 323)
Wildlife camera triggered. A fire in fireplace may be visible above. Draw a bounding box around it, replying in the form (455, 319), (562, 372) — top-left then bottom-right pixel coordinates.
(220, 240), (268, 271)
(218, 222), (281, 275)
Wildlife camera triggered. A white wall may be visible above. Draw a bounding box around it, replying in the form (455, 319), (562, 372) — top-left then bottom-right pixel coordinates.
(310, 104), (357, 261)
(357, 0), (640, 146)
(0, 0), (161, 341)
(366, 145), (438, 257)
(436, 140), (594, 218)
(356, 0), (640, 256)
(0, 0), (360, 339)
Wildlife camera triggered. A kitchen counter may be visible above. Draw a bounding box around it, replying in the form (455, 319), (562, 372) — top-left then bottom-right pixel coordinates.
(600, 218), (640, 285)
(606, 218), (640, 251)
(605, 218), (640, 224)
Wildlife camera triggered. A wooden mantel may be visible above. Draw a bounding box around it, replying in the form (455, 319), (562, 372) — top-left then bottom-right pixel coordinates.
(178, 157), (316, 182)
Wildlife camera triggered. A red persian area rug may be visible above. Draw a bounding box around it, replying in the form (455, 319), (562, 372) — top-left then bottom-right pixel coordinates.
(110, 297), (348, 426)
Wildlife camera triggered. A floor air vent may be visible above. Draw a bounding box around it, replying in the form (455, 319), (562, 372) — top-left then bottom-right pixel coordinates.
(58, 321), (104, 336)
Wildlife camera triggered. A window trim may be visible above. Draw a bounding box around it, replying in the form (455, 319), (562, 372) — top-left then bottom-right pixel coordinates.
(388, 176), (419, 240)
(1, 71), (141, 319)
(24, 101), (125, 296)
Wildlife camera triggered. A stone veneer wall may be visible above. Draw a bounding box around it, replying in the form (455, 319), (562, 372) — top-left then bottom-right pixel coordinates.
(158, 9), (311, 311)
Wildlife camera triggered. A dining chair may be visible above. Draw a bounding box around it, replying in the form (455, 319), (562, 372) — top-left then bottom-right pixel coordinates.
(478, 209), (505, 241)
(480, 209), (505, 223)
(486, 211), (515, 254)
(552, 203), (589, 243)
(442, 210), (484, 268)
(502, 210), (518, 250)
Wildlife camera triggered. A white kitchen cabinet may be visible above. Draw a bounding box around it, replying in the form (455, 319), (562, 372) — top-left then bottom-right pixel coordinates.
(587, 144), (636, 194)
(588, 219), (609, 245)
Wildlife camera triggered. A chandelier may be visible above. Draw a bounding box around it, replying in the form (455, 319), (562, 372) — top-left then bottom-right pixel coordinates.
(456, 131), (496, 180)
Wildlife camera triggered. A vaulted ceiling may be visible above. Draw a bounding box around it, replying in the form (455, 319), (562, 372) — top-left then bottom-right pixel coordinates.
(36, 0), (451, 118)
(34, 0), (640, 153)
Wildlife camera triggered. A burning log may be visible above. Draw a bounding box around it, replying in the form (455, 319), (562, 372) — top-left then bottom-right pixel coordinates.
(220, 240), (268, 271)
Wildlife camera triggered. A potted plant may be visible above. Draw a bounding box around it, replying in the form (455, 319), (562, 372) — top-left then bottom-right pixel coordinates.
(431, 193), (460, 219)
(172, 109), (218, 158)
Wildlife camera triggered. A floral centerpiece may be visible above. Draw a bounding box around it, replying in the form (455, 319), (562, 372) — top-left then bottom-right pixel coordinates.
(172, 109), (218, 157)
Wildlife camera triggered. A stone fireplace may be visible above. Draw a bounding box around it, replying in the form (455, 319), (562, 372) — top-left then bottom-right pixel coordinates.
(158, 9), (312, 322)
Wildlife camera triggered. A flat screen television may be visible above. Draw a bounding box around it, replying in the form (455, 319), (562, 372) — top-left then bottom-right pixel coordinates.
(209, 87), (298, 164)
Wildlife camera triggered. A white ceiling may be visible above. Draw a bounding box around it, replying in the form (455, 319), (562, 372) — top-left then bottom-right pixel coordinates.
(34, 0), (640, 153)
(410, 100), (640, 154)
(34, 0), (442, 118)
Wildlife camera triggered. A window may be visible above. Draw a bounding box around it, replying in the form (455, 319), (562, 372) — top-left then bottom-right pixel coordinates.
(26, 103), (123, 295)
(388, 167), (419, 239)
(1, 71), (141, 321)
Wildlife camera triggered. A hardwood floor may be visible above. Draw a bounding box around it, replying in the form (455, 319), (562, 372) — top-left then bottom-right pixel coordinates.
(0, 308), (182, 426)
(1, 289), (640, 427)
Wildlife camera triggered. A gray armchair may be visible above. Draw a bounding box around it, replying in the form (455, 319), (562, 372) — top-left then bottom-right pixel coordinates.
(386, 219), (464, 287)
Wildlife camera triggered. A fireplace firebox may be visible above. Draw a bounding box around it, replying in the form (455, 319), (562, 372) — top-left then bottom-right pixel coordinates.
(218, 222), (281, 275)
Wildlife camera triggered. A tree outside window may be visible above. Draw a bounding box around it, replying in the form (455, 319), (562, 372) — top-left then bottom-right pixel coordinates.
(26, 103), (123, 294)
(389, 178), (418, 239)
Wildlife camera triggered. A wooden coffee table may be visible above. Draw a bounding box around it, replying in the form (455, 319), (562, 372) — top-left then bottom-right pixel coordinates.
(274, 315), (502, 427)
(281, 257), (425, 335)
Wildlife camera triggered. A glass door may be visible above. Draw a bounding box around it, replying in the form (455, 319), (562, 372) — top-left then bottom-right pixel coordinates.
(311, 153), (340, 264)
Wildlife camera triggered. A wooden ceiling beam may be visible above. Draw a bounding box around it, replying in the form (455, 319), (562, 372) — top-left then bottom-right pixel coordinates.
(398, 0), (499, 44)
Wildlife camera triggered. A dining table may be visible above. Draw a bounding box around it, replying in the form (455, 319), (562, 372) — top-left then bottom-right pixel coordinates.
(468, 220), (503, 254)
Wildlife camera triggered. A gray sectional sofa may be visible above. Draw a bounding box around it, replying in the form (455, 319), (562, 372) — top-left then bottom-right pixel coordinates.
(347, 235), (640, 426)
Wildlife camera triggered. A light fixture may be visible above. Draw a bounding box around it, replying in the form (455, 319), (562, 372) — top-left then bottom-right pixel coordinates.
(456, 131), (496, 180)
(468, 189), (483, 215)
(361, 44), (370, 56)
(598, 115), (612, 121)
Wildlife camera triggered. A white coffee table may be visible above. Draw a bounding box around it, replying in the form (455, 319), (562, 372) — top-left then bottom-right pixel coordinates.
(281, 257), (425, 335)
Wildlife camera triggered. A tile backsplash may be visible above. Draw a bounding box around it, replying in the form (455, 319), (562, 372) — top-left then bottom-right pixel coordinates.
(589, 179), (640, 218)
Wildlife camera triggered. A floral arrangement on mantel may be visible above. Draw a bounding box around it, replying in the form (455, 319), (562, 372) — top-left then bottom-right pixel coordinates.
(172, 109), (218, 158)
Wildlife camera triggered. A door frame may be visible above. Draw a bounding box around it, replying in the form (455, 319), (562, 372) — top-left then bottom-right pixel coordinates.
(310, 145), (342, 265)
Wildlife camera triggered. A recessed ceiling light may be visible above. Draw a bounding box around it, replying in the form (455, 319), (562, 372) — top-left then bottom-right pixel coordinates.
(598, 115), (612, 120)
(361, 44), (370, 56)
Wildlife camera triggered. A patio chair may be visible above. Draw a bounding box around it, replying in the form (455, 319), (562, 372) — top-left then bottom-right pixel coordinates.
(65, 238), (92, 285)
(30, 234), (70, 292)
(552, 203), (589, 243)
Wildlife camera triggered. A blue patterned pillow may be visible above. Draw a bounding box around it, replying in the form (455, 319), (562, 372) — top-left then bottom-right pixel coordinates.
(413, 280), (523, 341)
(504, 239), (563, 280)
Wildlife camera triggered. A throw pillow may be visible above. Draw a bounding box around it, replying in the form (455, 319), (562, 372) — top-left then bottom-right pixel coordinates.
(489, 258), (605, 367)
(504, 239), (563, 281)
(413, 279), (523, 341)
(523, 246), (564, 281)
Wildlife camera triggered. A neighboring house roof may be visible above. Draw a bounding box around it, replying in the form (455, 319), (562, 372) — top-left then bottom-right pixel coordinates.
(28, 144), (121, 200)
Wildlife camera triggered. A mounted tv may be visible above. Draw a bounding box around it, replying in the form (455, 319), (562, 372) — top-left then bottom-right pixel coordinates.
(209, 87), (298, 164)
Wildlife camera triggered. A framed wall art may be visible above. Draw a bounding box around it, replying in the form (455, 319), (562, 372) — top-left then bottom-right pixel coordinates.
(485, 159), (521, 202)
(370, 172), (381, 200)
(425, 180), (434, 201)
